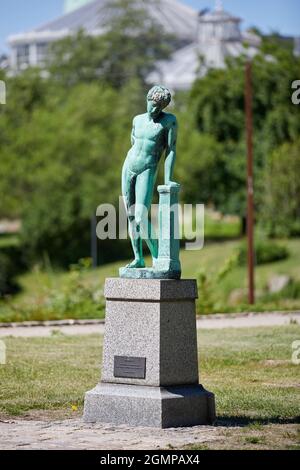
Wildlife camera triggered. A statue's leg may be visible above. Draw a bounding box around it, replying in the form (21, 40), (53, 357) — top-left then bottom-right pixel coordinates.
(122, 164), (145, 268)
(135, 168), (158, 261)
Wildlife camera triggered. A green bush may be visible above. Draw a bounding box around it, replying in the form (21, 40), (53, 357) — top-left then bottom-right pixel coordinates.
(0, 252), (19, 296)
(0, 258), (105, 322)
(263, 280), (300, 302)
(0, 244), (26, 297)
(261, 139), (300, 237)
(283, 281), (300, 299)
(197, 252), (239, 314)
(237, 239), (289, 266)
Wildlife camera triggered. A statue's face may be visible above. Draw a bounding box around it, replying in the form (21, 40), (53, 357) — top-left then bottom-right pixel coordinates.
(147, 99), (163, 119)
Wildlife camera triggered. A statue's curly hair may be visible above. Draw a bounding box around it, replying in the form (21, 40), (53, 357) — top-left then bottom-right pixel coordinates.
(147, 85), (171, 109)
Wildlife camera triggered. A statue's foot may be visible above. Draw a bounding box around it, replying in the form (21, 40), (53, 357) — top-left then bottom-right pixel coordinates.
(152, 256), (158, 267)
(126, 259), (145, 269)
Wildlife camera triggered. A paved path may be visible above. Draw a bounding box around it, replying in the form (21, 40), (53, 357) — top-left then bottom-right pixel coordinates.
(198, 312), (299, 329)
(0, 418), (220, 450)
(0, 312), (298, 338)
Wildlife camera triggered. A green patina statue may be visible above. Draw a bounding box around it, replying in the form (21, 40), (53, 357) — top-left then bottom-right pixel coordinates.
(120, 85), (181, 280)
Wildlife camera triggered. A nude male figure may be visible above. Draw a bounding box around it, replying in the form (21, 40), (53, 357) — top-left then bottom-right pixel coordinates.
(122, 85), (178, 269)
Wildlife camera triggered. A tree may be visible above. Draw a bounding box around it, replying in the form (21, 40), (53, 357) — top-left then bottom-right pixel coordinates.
(48, 0), (173, 88)
(175, 113), (227, 207)
(261, 139), (300, 237)
(0, 1), (175, 266)
(19, 82), (133, 265)
(188, 36), (300, 219)
(0, 68), (50, 217)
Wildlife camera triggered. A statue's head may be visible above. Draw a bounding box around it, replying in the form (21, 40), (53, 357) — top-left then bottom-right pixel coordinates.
(147, 85), (171, 119)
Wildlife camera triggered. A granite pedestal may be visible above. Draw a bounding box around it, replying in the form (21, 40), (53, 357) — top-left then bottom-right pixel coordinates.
(83, 278), (216, 428)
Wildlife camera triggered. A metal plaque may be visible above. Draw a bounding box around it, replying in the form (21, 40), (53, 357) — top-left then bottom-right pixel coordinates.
(114, 356), (146, 379)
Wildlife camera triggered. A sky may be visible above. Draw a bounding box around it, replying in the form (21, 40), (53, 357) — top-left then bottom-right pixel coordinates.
(0, 0), (299, 54)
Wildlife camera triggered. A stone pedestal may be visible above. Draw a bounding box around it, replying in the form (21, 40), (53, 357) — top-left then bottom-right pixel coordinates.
(84, 278), (216, 428)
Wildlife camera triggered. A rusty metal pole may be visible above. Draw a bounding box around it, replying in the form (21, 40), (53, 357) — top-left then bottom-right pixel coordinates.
(245, 62), (255, 304)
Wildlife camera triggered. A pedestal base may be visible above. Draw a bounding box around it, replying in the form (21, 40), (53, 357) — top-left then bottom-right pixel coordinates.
(83, 278), (216, 428)
(119, 267), (181, 280)
(84, 383), (216, 428)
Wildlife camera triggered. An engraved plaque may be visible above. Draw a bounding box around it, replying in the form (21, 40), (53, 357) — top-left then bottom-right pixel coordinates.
(114, 356), (146, 379)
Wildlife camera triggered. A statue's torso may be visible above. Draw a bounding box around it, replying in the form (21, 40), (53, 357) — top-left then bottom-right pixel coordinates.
(125, 112), (173, 174)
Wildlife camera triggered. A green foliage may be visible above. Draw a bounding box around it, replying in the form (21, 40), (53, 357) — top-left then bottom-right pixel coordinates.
(261, 139), (300, 237)
(0, 244), (25, 297)
(0, 258), (105, 323)
(2, 239), (300, 322)
(197, 251), (239, 314)
(191, 37), (300, 148)
(48, 0), (173, 88)
(0, 11), (299, 273)
(188, 37), (300, 217)
(0, 1), (174, 267)
(176, 126), (227, 206)
(237, 239), (289, 266)
(0, 251), (19, 296)
(18, 82), (129, 264)
(0, 235), (20, 249)
(204, 214), (241, 240)
(0, 68), (49, 217)
(263, 280), (300, 302)
(0, 73), (153, 265)
(279, 281), (300, 299)
(36, 258), (105, 320)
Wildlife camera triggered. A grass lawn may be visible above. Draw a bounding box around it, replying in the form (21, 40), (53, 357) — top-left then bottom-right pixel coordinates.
(0, 325), (299, 449)
(1, 238), (300, 322)
(0, 235), (20, 249)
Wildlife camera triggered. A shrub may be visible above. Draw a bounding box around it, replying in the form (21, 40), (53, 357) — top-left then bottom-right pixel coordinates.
(0, 244), (26, 297)
(261, 140), (300, 237)
(197, 252), (239, 314)
(0, 258), (105, 322)
(263, 280), (300, 301)
(0, 252), (19, 296)
(237, 239), (289, 266)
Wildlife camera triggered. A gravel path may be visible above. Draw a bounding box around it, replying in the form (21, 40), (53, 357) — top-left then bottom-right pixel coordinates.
(0, 418), (220, 450)
(0, 312), (298, 338)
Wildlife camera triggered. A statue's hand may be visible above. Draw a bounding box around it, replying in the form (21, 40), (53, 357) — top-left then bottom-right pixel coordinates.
(165, 180), (180, 189)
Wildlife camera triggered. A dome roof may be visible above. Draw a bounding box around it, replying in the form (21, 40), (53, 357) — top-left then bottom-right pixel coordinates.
(149, 38), (258, 90)
(200, 8), (241, 23)
(33, 0), (198, 42)
(64, 0), (92, 14)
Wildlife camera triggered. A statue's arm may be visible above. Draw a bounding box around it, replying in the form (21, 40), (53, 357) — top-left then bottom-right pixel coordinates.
(164, 117), (178, 185)
(131, 118), (136, 146)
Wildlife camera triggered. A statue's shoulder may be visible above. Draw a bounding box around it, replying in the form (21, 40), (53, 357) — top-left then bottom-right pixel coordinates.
(161, 112), (177, 128)
(133, 113), (147, 124)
